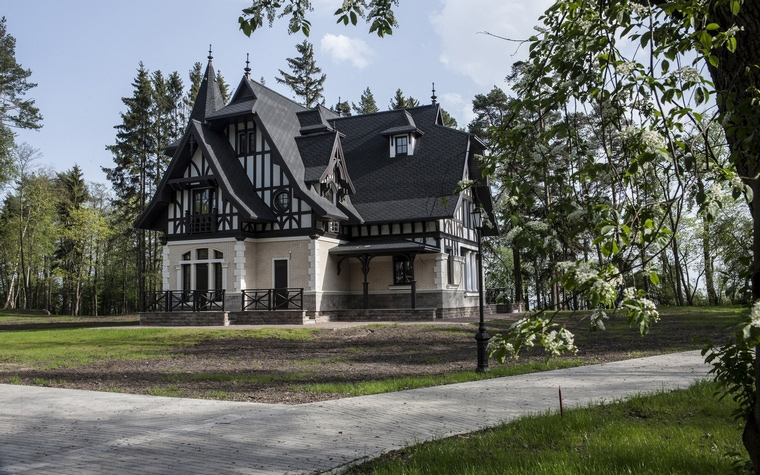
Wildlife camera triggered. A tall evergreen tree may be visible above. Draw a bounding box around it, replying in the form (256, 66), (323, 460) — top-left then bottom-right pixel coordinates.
(103, 63), (155, 302)
(184, 62), (203, 119)
(0, 17), (43, 186)
(388, 88), (419, 110)
(55, 165), (89, 315)
(332, 99), (351, 117)
(216, 70), (231, 105)
(276, 40), (326, 108)
(351, 87), (378, 115)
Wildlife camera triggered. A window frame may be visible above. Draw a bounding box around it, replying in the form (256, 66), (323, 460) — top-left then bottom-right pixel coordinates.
(395, 135), (408, 156)
(393, 255), (413, 285)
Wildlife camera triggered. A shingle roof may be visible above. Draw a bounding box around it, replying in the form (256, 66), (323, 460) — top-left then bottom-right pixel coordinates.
(327, 105), (474, 222)
(189, 60), (225, 122)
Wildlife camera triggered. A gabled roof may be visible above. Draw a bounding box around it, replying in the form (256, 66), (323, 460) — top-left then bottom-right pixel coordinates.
(207, 78), (349, 222)
(135, 120), (276, 231)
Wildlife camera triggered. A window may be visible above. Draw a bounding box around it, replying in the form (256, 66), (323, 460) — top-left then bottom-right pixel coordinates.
(238, 133), (247, 154)
(395, 135), (408, 155)
(274, 191), (290, 212)
(393, 255), (413, 285)
(182, 252), (191, 261)
(196, 248), (208, 260)
(248, 131), (256, 153)
(214, 250), (224, 260)
(328, 221), (340, 234)
(192, 188), (215, 215)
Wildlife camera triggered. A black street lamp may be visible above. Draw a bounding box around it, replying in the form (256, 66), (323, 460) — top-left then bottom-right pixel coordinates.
(472, 205), (490, 373)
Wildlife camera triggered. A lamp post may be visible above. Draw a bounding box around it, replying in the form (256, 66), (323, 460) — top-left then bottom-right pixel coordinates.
(472, 205), (490, 373)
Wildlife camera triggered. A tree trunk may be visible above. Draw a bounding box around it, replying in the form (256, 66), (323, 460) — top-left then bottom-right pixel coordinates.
(513, 246), (523, 311)
(703, 219), (718, 305)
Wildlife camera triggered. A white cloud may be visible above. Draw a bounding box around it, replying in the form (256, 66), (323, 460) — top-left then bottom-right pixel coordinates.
(430, 0), (552, 88)
(441, 92), (475, 126)
(320, 34), (374, 69)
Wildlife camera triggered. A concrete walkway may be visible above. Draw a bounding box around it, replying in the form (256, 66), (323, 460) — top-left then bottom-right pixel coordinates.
(0, 351), (709, 475)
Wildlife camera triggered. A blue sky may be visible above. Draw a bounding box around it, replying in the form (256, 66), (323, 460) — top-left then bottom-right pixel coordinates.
(6, 0), (551, 186)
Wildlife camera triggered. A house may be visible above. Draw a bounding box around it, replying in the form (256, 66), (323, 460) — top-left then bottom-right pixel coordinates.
(136, 53), (497, 325)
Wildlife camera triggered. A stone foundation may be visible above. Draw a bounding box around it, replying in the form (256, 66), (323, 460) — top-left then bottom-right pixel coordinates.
(140, 311), (228, 326)
(140, 305), (504, 326)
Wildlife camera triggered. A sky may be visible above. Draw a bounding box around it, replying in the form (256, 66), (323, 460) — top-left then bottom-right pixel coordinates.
(5, 0), (553, 186)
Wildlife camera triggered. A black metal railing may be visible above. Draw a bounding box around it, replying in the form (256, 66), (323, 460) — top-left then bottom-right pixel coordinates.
(241, 288), (303, 311)
(486, 287), (508, 305)
(181, 212), (217, 234)
(142, 290), (225, 312)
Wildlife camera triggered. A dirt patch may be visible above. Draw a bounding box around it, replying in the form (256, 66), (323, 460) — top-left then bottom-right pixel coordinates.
(0, 313), (731, 404)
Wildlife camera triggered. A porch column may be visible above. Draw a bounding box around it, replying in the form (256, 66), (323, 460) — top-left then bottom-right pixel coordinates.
(358, 254), (373, 309)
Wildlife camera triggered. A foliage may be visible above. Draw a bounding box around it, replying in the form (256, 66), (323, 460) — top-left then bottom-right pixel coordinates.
(351, 86), (379, 114)
(239, 0), (399, 37)
(276, 40), (326, 108)
(388, 88), (419, 109)
(0, 17), (43, 186)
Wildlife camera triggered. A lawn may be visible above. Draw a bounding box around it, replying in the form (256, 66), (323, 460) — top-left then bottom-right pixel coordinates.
(0, 306), (741, 403)
(344, 380), (747, 474)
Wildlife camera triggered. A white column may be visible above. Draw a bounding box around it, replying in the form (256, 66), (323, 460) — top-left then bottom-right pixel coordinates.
(234, 240), (247, 292)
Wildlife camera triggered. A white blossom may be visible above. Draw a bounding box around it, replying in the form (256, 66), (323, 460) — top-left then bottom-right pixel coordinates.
(591, 309), (608, 331)
(674, 66), (700, 83)
(616, 61), (637, 76)
(505, 226), (523, 244)
(709, 182), (724, 200)
(525, 221), (549, 232)
(640, 129), (667, 152)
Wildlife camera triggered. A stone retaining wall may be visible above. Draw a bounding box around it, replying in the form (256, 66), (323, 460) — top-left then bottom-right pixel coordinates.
(140, 305), (504, 326)
(140, 312), (228, 326)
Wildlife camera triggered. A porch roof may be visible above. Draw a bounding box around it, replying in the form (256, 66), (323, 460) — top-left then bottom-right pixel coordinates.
(328, 239), (439, 256)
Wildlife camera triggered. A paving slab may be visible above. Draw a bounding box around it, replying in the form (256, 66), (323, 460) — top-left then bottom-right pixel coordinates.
(0, 350), (709, 474)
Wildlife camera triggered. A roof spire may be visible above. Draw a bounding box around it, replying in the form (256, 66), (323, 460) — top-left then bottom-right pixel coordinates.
(244, 53), (251, 79)
(208, 44), (213, 61)
(431, 82), (437, 105)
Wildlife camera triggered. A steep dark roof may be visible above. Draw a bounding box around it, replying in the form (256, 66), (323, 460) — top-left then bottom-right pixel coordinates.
(189, 59), (225, 122)
(326, 105), (475, 222)
(208, 79), (348, 221)
(135, 120), (275, 231)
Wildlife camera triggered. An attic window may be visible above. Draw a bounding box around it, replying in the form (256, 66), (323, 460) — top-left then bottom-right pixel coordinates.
(395, 135), (408, 156)
(274, 190), (290, 212)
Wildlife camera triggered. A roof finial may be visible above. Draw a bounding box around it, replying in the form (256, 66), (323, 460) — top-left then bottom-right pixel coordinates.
(431, 82), (437, 105)
(208, 44), (213, 61)
(244, 53), (251, 78)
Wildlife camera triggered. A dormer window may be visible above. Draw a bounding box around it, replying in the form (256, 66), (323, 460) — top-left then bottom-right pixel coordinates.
(395, 135), (408, 156)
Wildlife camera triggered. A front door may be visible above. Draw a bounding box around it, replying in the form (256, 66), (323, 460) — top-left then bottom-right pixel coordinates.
(274, 259), (288, 309)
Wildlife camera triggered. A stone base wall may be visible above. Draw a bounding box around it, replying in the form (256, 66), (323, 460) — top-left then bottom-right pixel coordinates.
(141, 312), (228, 326)
(312, 308), (438, 322)
(140, 305), (504, 326)
(228, 310), (311, 325)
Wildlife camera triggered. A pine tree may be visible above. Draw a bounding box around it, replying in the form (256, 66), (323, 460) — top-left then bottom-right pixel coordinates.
(351, 87), (378, 115)
(103, 63), (155, 303)
(54, 165), (89, 315)
(216, 70), (231, 104)
(388, 88), (419, 110)
(184, 62), (202, 118)
(276, 40), (326, 108)
(0, 17), (43, 186)
(439, 109), (458, 129)
(333, 100), (351, 116)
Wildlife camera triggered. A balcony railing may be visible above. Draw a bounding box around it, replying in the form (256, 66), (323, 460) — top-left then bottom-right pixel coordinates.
(242, 288), (303, 311)
(181, 212), (217, 234)
(142, 290), (225, 312)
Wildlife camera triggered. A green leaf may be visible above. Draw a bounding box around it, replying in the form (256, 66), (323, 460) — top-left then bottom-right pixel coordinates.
(727, 37), (737, 53)
(731, 0), (741, 15)
(706, 23), (720, 31)
(700, 31), (712, 50)
(709, 55), (719, 67)
(649, 272), (660, 285)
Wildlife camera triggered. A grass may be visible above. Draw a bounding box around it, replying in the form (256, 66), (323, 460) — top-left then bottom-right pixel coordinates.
(0, 326), (317, 369)
(145, 385), (184, 397)
(345, 381), (747, 474)
(296, 358), (595, 397)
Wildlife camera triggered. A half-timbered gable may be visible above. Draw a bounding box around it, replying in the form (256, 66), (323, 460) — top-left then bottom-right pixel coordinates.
(137, 53), (497, 324)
